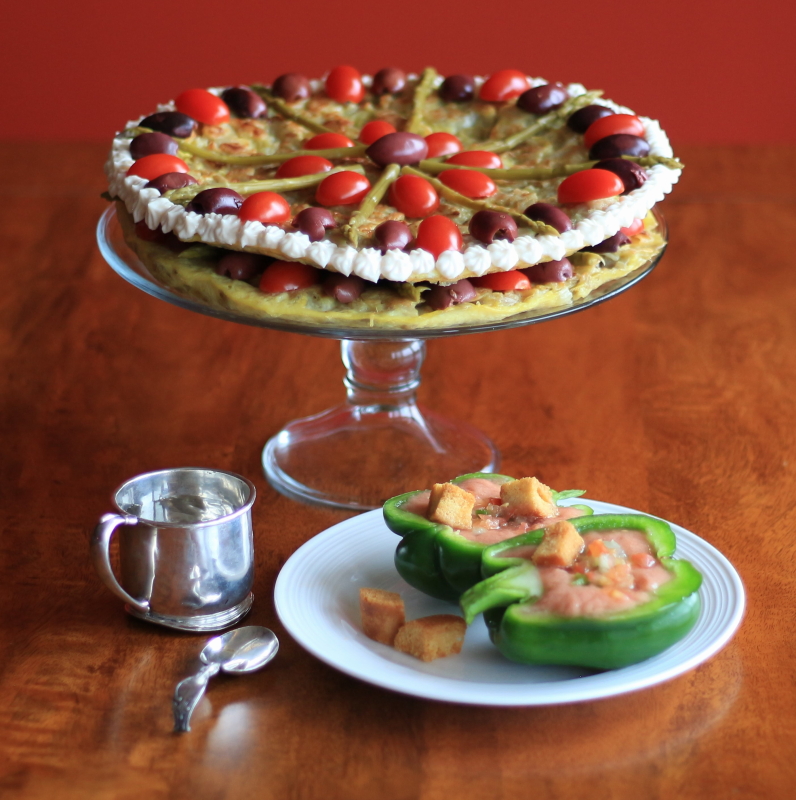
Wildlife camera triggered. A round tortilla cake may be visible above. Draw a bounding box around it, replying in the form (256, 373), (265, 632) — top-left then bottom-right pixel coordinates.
(105, 67), (678, 328)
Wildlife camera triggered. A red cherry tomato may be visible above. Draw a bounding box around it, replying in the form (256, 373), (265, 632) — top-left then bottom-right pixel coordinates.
(238, 192), (292, 224)
(415, 216), (463, 259)
(174, 89), (230, 125)
(621, 217), (645, 236)
(446, 150), (503, 169)
(134, 221), (185, 251)
(127, 154), (189, 180)
(304, 132), (356, 150)
(479, 70), (530, 102)
(316, 171), (371, 206)
(134, 220), (167, 243)
(425, 132), (463, 158)
(558, 169), (625, 204)
(359, 120), (397, 144)
(259, 261), (321, 293)
(439, 169), (497, 199)
(470, 271), (531, 291)
(276, 156), (334, 178)
(583, 114), (645, 149)
(389, 175), (440, 218)
(325, 65), (365, 104)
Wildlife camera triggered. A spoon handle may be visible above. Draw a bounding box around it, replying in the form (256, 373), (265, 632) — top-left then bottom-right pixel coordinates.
(172, 662), (221, 733)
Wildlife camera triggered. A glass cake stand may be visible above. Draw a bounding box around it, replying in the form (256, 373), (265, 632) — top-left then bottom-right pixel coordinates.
(97, 207), (667, 511)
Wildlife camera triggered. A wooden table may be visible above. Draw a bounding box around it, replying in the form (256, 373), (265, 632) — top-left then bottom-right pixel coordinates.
(1, 143), (794, 799)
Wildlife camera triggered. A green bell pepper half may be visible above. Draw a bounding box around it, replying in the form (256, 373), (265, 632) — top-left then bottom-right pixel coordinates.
(383, 472), (589, 602)
(459, 513), (702, 669)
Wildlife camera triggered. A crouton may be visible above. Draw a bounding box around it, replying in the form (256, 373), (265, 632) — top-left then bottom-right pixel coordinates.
(500, 476), (556, 518)
(359, 588), (406, 645)
(427, 482), (476, 529)
(393, 615), (467, 662)
(532, 521), (585, 568)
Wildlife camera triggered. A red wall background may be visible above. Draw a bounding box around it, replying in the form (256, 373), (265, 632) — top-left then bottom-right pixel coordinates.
(1, 0), (794, 144)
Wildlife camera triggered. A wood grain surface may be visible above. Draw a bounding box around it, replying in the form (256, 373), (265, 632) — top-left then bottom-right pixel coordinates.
(1, 143), (794, 800)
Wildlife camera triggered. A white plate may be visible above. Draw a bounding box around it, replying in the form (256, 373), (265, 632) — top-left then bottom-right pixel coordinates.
(274, 500), (745, 705)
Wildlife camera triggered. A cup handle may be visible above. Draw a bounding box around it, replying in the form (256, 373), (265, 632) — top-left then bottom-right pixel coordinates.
(91, 513), (151, 614)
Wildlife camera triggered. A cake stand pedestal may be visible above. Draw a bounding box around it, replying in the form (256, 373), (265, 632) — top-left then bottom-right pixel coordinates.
(262, 339), (498, 510)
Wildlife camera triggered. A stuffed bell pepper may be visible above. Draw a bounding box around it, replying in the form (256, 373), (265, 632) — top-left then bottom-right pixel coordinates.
(383, 473), (591, 602)
(459, 513), (702, 669)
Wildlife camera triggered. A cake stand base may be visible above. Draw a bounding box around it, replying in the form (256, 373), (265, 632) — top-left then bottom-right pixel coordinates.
(262, 340), (499, 511)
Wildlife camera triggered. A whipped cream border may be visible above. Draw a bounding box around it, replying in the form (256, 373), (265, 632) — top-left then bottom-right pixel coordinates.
(106, 78), (681, 284)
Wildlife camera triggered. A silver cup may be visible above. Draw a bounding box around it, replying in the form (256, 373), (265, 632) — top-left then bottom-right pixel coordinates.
(91, 468), (256, 632)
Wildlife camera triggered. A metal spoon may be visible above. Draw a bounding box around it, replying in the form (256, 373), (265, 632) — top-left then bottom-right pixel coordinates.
(172, 626), (279, 732)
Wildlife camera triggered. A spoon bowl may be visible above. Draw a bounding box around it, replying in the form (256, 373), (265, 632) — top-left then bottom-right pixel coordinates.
(200, 626), (279, 673)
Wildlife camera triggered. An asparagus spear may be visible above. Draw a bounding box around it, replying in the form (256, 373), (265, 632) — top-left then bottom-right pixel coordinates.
(416, 154), (685, 180)
(405, 68), (439, 135)
(479, 90), (604, 153)
(250, 84), (333, 134)
(342, 164), (400, 247)
(178, 139), (367, 166)
(417, 160), (590, 180)
(401, 166), (559, 236)
(633, 155), (684, 170)
(167, 165), (366, 204)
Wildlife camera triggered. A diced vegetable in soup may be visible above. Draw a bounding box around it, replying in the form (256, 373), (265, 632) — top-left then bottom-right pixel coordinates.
(502, 529), (672, 618)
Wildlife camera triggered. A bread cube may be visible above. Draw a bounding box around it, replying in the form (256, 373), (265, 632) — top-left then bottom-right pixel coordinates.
(532, 521), (585, 568)
(393, 615), (467, 662)
(427, 482), (476, 529)
(359, 588), (406, 645)
(500, 477), (556, 518)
